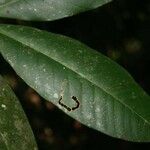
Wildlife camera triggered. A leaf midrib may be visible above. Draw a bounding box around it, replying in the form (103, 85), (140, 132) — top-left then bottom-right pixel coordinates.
(0, 30), (149, 126)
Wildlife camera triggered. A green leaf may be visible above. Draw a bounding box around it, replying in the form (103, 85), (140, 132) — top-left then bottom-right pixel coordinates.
(0, 0), (111, 21)
(0, 25), (150, 142)
(0, 75), (37, 149)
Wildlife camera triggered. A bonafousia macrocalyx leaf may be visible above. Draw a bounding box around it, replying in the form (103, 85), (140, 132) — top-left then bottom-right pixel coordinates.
(0, 0), (112, 21)
(0, 75), (37, 149)
(0, 25), (150, 142)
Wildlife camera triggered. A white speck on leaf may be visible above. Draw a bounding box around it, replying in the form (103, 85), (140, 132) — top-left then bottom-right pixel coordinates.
(96, 107), (100, 113)
(23, 64), (27, 68)
(54, 93), (58, 98)
(1, 104), (7, 110)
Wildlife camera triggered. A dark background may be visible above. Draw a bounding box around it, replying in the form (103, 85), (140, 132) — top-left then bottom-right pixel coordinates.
(0, 0), (150, 149)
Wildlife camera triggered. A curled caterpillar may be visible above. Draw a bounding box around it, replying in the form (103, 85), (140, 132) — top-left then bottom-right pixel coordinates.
(58, 96), (71, 111)
(71, 96), (80, 110)
(58, 96), (80, 111)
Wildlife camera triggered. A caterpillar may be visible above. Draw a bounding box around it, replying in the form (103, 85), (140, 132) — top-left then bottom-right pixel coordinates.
(58, 96), (80, 111)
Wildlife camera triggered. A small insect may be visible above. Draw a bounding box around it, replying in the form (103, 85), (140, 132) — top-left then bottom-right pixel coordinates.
(58, 96), (80, 111)
(71, 96), (80, 110)
(59, 96), (71, 111)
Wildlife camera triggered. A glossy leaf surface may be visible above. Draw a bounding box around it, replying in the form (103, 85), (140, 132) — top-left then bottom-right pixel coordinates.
(0, 0), (111, 21)
(0, 25), (150, 142)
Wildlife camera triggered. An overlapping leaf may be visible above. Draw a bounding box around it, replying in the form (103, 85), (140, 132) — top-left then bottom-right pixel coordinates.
(0, 75), (37, 149)
(0, 0), (111, 21)
(0, 25), (150, 142)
